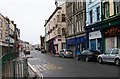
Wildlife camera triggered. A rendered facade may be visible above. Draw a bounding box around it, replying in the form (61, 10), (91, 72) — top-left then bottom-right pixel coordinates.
(44, 3), (66, 54)
(86, 0), (102, 52)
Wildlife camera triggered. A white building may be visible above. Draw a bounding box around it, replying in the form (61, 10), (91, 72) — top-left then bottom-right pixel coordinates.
(44, 3), (66, 54)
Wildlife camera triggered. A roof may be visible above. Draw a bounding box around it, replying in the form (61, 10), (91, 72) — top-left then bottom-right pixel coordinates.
(44, 7), (61, 27)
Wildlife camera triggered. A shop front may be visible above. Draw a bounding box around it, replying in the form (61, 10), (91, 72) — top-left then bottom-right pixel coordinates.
(89, 30), (102, 52)
(86, 21), (102, 53)
(66, 36), (86, 54)
(101, 15), (120, 52)
(103, 26), (120, 52)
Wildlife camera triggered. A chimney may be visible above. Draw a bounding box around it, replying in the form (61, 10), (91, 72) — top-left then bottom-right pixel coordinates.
(55, 0), (58, 7)
(45, 20), (47, 23)
(11, 21), (14, 24)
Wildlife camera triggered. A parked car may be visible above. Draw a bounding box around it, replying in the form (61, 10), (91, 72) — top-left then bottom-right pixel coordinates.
(24, 49), (30, 55)
(76, 50), (101, 62)
(97, 48), (120, 66)
(58, 49), (73, 58)
(41, 48), (46, 53)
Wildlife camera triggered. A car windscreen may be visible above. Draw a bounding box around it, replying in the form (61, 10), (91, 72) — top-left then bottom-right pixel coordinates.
(81, 50), (92, 55)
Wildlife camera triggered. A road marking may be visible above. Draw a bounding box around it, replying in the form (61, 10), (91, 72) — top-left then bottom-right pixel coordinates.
(31, 63), (62, 72)
(28, 63), (43, 78)
(58, 67), (62, 69)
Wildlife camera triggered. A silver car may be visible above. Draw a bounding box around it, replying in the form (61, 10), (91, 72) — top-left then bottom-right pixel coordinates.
(58, 49), (73, 58)
(97, 48), (120, 66)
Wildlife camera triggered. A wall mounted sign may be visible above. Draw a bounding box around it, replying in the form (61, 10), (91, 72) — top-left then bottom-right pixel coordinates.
(104, 27), (120, 37)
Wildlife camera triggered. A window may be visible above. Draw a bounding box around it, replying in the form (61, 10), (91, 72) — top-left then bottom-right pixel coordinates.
(0, 18), (2, 26)
(57, 15), (60, 22)
(90, 10), (93, 23)
(71, 24), (74, 34)
(89, 0), (95, 3)
(0, 30), (2, 39)
(96, 6), (100, 21)
(57, 27), (61, 35)
(116, 1), (120, 14)
(62, 14), (66, 22)
(76, 15), (79, 32)
(62, 28), (66, 36)
(104, 2), (109, 18)
(112, 49), (119, 54)
(76, 21), (79, 32)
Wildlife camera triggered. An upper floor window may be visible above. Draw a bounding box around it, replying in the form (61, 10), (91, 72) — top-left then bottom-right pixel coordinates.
(0, 18), (2, 27)
(57, 15), (60, 22)
(62, 28), (66, 36)
(62, 14), (66, 22)
(89, 0), (95, 3)
(116, 1), (120, 14)
(90, 10), (93, 23)
(57, 27), (61, 35)
(96, 6), (100, 21)
(104, 2), (109, 18)
(0, 30), (2, 39)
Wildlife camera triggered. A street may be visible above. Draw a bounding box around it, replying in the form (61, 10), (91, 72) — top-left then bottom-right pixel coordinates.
(28, 50), (119, 78)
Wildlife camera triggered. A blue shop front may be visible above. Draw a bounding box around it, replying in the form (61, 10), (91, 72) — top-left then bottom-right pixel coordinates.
(86, 22), (103, 53)
(66, 36), (87, 54)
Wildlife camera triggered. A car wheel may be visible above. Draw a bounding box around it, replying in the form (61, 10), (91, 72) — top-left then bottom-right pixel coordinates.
(85, 57), (89, 62)
(115, 59), (120, 66)
(98, 58), (103, 64)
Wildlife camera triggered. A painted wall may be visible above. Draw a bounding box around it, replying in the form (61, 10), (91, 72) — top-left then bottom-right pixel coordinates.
(86, 0), (101, 26)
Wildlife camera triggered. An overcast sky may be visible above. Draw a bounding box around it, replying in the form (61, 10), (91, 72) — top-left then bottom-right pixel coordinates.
(0, 0), (58, 44)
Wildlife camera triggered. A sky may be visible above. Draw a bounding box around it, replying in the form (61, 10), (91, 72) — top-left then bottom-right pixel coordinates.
(0, 0), (58, 44)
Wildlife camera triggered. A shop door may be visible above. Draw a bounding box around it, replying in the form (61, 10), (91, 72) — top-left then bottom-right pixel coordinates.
(98, 38), (102, 53)
(90, 39), (96, 51)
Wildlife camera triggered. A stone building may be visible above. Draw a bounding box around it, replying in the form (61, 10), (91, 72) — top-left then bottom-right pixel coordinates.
(66, 1), (86, 55)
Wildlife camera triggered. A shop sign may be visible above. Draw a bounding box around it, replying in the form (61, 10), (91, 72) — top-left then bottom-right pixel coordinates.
(105, 27), (120, 37)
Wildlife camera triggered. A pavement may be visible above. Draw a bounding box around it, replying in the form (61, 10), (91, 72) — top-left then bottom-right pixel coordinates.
(19, 51), (38, 79)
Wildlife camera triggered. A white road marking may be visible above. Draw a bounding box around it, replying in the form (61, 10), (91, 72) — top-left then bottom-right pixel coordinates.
(28, 63), (43, 78)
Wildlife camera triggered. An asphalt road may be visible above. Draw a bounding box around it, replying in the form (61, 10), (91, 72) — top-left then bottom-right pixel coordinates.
(28, 50), (119, 78)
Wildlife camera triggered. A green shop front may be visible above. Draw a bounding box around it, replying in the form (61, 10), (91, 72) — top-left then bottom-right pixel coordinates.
(101, 16), (120, 52)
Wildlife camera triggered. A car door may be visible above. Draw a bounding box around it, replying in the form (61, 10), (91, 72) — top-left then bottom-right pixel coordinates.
(81, 50), (89, 60)
(108, 49), (119, 62)
(102, 50), (111, 62)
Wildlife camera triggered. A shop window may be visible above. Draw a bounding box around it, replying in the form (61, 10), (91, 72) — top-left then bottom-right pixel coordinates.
(105, 37), (117, 52)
